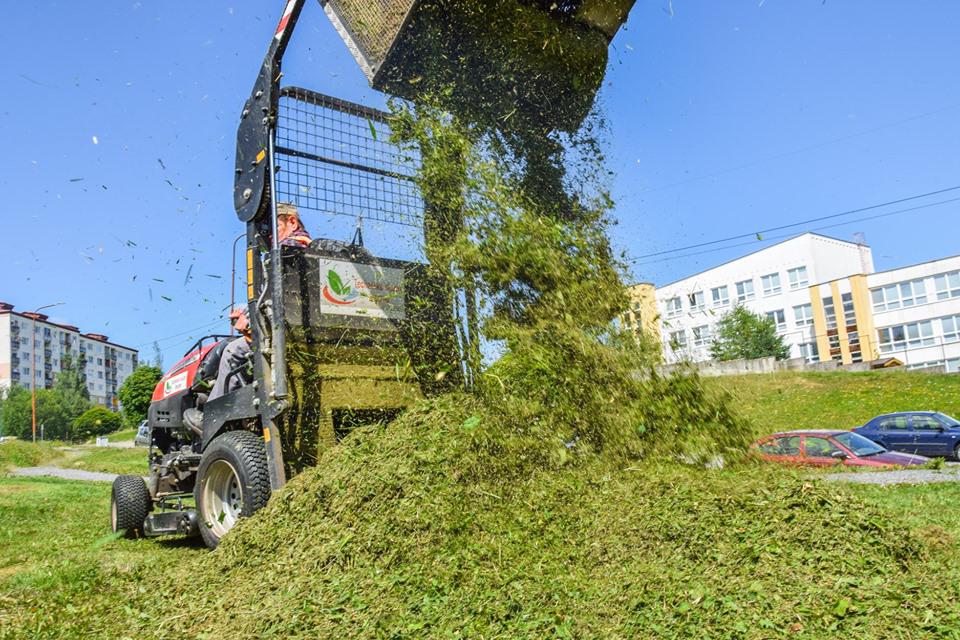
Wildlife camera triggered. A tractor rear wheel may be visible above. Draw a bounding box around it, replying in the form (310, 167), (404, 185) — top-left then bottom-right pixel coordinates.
(111, 475), (151, 538)
(195, 430), (271, 549)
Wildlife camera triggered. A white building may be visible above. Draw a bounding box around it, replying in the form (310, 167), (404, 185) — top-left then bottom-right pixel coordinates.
(866, 256), (960, 372)
(628, 233), (960, 373)
(0, 302), (139, 409)
(652, 233), (873, 364)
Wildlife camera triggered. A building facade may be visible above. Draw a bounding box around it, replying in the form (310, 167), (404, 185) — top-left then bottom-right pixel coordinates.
(627, 233), (960, 373)
(0, 302), (139, 409)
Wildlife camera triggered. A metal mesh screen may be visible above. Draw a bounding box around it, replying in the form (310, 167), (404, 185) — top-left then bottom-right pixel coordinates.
(321, 0), (415, 72)
(275, 86), (423, 228)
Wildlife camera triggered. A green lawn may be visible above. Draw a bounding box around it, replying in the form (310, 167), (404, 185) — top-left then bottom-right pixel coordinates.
(0, 476), (201, 638)
(0, 439), (147, 476)
(62, 447), (148, 476)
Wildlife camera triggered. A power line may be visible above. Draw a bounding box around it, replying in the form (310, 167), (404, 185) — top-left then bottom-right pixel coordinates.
(631, 196), (960, 268)
(133, 319), (223, 349)
(629, 184), (960, 262)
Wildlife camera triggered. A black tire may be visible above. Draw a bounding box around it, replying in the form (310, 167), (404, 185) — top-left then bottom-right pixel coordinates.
(111, 475), (151, 538)
(195, 430), (271, 549)
(953, 443), (960, 462)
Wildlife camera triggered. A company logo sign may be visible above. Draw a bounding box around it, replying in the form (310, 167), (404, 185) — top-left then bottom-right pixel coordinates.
(318, 259), (405, 320)
(163, 371), (189, 398)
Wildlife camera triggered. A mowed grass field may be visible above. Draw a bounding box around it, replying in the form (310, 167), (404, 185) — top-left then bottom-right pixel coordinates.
(1, 370), (959, 638)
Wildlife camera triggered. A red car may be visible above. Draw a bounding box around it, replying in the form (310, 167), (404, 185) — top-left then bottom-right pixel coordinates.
(751, 430), (929, 468)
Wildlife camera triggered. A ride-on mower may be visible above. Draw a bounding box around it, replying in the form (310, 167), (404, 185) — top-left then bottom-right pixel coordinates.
(110, 0), (635, 548)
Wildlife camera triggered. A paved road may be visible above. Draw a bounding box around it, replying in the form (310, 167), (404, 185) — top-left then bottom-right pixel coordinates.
(824, 465), (960, 485)
(11, 466), (118, 483)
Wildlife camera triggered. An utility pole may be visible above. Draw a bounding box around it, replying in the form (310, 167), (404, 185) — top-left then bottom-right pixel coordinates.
(30, 303), (64, 443)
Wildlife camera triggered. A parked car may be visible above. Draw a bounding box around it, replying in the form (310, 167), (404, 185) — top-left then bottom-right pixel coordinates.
(751, 430), (928, 468)
(134, 420), (151, 447)
(854, 412), (960, 460)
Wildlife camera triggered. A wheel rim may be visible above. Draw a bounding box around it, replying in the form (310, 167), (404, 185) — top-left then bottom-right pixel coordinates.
(110, 496), (118, 532)
(200, 460), (244, 539)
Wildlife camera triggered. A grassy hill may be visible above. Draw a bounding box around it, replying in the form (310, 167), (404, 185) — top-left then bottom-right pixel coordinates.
(713, 370), (960, 439)
(3, 371), (960, 639)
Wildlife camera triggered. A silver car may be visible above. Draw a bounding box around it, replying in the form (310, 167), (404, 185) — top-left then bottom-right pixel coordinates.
(134, 420), (151, 447)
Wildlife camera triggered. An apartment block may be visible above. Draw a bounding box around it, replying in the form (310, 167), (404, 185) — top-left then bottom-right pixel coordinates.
(626, 233), (960, 373)
(0, 302), (139, 409)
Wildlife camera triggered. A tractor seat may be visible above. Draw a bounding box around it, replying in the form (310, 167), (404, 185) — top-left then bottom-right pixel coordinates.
(197, 340), (229, 385)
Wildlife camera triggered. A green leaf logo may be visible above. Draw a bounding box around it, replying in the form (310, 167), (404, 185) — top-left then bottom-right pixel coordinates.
(328, 270), (348, 296)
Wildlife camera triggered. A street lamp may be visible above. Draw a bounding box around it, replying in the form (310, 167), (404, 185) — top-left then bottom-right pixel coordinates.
(30, 302), (64, 443)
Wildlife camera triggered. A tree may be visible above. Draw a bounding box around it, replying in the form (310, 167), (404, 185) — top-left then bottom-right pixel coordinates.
(709, 306), (790, 362)
(118, 366), (163, 427)
(0, 385), (72, 441)
(73, 406), (123, 441)
(53, 353), (91, 422)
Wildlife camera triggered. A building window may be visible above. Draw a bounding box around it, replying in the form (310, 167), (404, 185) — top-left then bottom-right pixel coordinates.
(692, 325), (712, 347)
(665, 297), (682, 318)
(787, 266), (809, 290)
(735, 279), (755, 302)
(823, 296), (838, 330)
(799, 342), (819, 364)
(761, 273), (781, 296)
(711, 286), (730, 308)
(934, 271), (960, 301)
(942, 315), (960, 344)
(669, 330), (687, 350)
(871, 279), (928, 312)
(97, 357), (103, 365)
(877, 320), (936, 353)
(841, 292), (857, 326)
(766, 309), (787, 332)
(793, 304), (814, 327)
(827, 333), (842, 361)
(848, 331), (863, 363)
(687, 291), (705, 311)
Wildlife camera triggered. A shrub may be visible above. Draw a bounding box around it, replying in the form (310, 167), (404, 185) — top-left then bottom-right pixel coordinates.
(72, 406), (123, 442)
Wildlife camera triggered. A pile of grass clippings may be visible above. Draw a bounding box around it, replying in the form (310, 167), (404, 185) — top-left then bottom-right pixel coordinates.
(133, 398), (959, 638)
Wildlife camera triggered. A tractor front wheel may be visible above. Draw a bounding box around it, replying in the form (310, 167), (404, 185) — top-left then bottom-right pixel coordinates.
(111, 475), (151, 538)
(195, 430), (271, 549)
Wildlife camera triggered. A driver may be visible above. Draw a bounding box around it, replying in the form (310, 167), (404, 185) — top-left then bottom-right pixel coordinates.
(183, 203), (313, 432)
(277, 202), (312, 248)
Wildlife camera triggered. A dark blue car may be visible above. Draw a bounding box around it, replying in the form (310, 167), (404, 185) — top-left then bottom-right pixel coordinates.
(854, 412), (960, 460)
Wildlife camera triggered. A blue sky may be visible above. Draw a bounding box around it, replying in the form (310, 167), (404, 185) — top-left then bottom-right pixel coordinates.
(2, 1), (959, 367)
